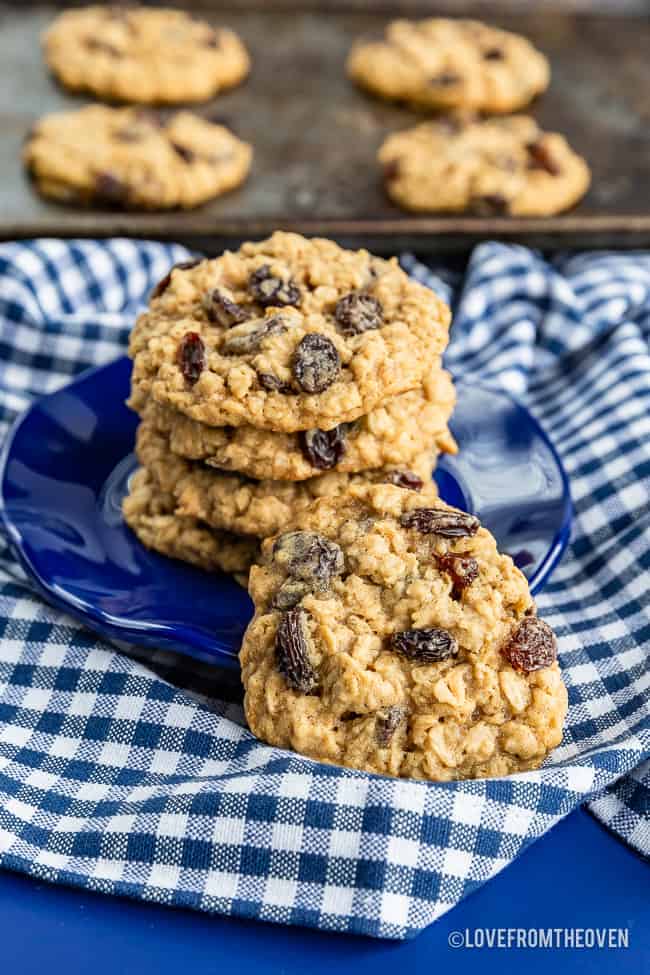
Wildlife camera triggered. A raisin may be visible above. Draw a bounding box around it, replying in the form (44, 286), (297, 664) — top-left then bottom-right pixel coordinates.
(150, 259), (201, 300)
(335, 293), (383, 336)
(275, 608), (317, 693)
(385, 470), (424, 491)
(513, 549), (535, 569)
(272, 580), (311, 611)
(202, 288), (247, 327)
(177, 332), (205, 386)
(273, 531), (344, 591)
(220, 316), (286, 355)
(501, 617), (557, 673)
(470, 194), (510, 216)
(248, 265), (301, 308)
(527, 141), (561, 176)
(437, 553), (479, 595)
(400, 507), (480, 538)
(483, 47), (504, 60)
(375, 706), (406, 746)
(299, 426), (347, 470)
(292, 334), (340, 394)
(257, 372), (292, 393)
(94, 171), (128, 205)
(383, 158), (401, 182)
(170, 141), (195, 163)
(389, 627), (458, 663)
(430, 71), (462, 86)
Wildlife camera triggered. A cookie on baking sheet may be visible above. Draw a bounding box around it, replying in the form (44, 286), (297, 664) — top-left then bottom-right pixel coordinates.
(379, 116), (590, 216)
(44, 6), (249, 104)
(240, 484), (568, 780)
(123, 466), (258, 577)
(136, 421), (438, 540)
(24, 106), (252, 210)
(348, 18), (549, 114)
(136, 366), (457, 481)
(128, 232), (452, 433)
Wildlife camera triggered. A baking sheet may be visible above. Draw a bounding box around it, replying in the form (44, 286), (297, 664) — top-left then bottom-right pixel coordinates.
(2, 3), (650, 252)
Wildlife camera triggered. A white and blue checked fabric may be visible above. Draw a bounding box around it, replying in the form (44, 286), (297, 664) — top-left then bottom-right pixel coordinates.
(0, 239), (647, 940)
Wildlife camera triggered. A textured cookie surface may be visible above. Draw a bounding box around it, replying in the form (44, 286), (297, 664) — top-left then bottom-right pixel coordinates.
(379, 116), (590, 216)
(136, 422), (438, 539)
(24, 106), (251, 210)
(129, 232), (451, 432)
(348, 18), (549, 113)
(123, 466), (258, 576)
(240, 485), (568, 781)
(137, 367), (456, 481)
(44, 6), (249, 104)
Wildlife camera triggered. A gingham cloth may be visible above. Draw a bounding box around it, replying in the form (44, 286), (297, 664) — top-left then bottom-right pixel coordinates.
(0, 240), (647, 940)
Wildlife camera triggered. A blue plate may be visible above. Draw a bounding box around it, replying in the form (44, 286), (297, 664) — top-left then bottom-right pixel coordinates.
(0, 357), (571, 672)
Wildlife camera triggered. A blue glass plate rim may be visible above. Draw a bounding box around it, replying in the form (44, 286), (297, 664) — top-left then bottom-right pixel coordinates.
(485, 393), (572, 593)
(0, 357), (573, 670)
(0, 383), (248, 666)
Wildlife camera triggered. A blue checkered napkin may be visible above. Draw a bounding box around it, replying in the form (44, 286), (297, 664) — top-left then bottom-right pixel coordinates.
(589, 758), (649, 860)
(0, 240), (648, 941)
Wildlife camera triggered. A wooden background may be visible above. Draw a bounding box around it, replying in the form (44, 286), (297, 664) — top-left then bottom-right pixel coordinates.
(2, 2), (650, 252)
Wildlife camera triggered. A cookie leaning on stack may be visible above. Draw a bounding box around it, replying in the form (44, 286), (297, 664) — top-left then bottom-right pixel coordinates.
(240, 484), (568, 781)
(123, 232), (456, 581)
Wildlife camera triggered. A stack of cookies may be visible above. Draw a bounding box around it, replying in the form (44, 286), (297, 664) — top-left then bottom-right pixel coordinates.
(123, 231), (570, 780)
(123, 232), (457, 582)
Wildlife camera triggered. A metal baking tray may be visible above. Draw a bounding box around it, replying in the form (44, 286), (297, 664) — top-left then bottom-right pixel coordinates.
(2, 2), (650, 252)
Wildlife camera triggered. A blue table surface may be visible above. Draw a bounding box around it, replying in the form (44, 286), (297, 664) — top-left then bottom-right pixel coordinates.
(0, 807), (647, 975)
